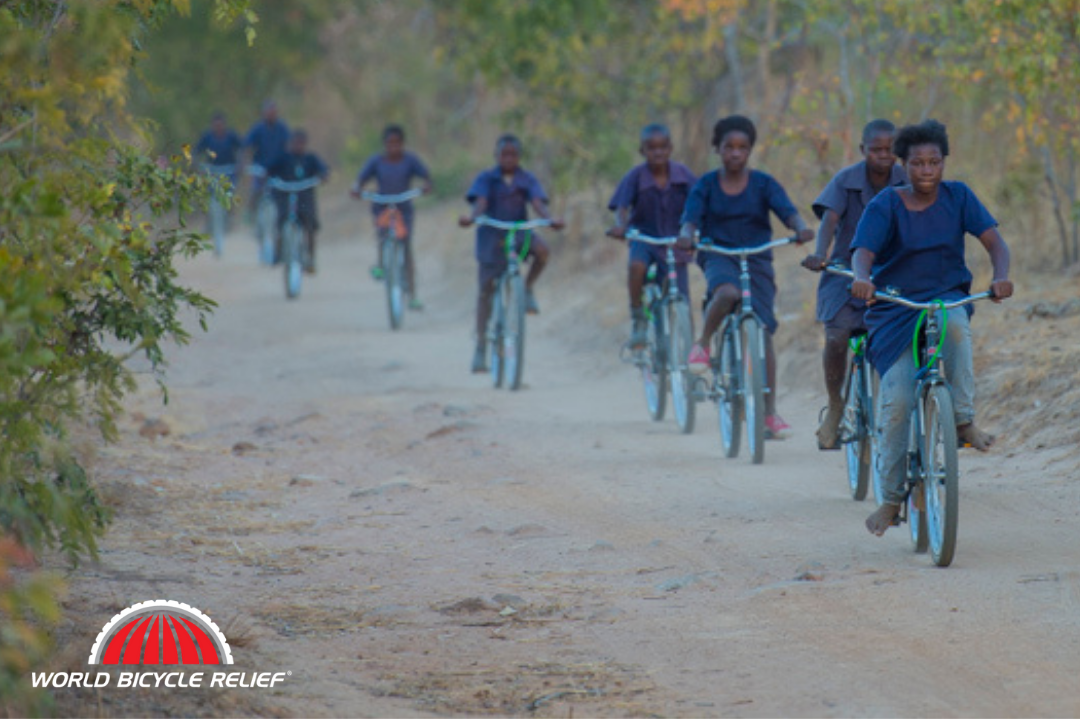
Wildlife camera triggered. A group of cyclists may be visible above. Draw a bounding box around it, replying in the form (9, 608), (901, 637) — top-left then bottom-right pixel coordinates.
(197, 104), (1014, 540)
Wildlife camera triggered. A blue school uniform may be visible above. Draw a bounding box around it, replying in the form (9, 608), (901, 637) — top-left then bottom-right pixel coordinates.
(244, 119), (290, 169)
(850, 181), (997, 374)
(609, 162), (696, 298)
(466, 166), (548, 267)
(812, 161), (907, 325)
(196, 130), (242, 167)
(357, 152), (430, 231)
(268, 151), (329, 230)
(681, 169), (798, 333)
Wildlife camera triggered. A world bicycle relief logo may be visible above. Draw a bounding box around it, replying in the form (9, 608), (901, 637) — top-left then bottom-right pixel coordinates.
(32, 600), (290, 691)
(88, 600), (233, 665)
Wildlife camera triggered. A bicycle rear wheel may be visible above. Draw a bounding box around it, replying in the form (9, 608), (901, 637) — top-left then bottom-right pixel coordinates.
(642, 293), (667, 422)
(505, 273), (527, 391)
(742, 316), (766, 465)
(844, 360), (871, 500)
(716, 321), (741, 458)
(208, 197), (226, 257)
(669, 299), (695, 434)
(283, 221), (302, 299)
(383, 236), (405, 330)
(488, 277), (506, 389)
(924, 383), (959, 566)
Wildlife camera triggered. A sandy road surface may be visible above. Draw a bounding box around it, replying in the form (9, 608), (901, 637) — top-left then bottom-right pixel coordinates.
(57, 207), (1080, 717)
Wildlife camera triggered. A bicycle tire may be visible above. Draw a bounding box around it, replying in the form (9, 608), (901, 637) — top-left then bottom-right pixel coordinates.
(924, 383), (959, 566)
(717, 320), (741, 458)
(489, 276), (505, 389)
(257, 196), (276, 265)
(742, 316), (766, 465)
(642, 290), (667, 422)
(844, 360), (871, 500)
(506, 272), (527, 391)
(669, 299), (695, 434)
(383, 236), (405, 330)
(283, 221), (302, 299)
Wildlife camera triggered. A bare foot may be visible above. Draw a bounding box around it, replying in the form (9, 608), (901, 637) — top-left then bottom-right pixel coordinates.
(866, 503), (901, 537)
(957, 423), (994, 452)
(816, 402), (844, 450)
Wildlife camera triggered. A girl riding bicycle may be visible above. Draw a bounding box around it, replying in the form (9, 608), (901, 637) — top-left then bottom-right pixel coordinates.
(678, 115), (813, 439)
(849, 119), (1013, 537)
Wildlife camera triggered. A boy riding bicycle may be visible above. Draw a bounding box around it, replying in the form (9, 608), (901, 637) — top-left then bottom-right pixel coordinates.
(351, 125), (433, 310)
(268, 129), (329, 273)
(607, 123), (697, 350)
(459, 134), (564, 374)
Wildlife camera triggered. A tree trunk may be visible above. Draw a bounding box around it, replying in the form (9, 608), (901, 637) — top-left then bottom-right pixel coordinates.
(1041, 146), (1071, 267)
(723, 21), (745, 114)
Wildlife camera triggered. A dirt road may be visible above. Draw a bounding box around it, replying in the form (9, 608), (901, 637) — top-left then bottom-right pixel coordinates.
(59, 205), (1080, 717)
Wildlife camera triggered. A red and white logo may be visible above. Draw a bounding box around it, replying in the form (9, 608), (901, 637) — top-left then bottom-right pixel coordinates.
(87, 600), (233, 666)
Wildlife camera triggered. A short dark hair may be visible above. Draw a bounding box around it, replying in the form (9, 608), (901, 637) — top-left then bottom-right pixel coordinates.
(712, 115), (757, 149)
(211, 110), (226, 122)
(383, 124), (405, 141)
(495, 133), (522, 154)
(893, 119), (949, 161)
(290, 128), (308, 143)
(861, 119), (895, 144)
(640, 123), (672, 144)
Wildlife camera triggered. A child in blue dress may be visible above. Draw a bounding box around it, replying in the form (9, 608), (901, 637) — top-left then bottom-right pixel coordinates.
(679, 115), (813, 439)
(803, 119), (907, 449)
(850, 120), (1013, 536)
(607, 123), (697, 348)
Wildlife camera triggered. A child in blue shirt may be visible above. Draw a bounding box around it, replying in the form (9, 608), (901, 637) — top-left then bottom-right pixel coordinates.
(350, 125), (433, 310)
(268, 129), (329, 273)
(607, 123), (697, 349)
(459, 135), (564, 373)
(244, 100), (290, 214)
(803, 119), (907, 449)
(679, 115), (813, 439)
(195, 112), (242, 177)
(849, 119), (1013, 536)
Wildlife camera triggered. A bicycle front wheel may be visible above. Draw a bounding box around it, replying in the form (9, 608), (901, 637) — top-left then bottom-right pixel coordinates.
(383, 237), (405, 330)
(642, 296), (667, 422)
(208, 198), (226, 258)
(257, 196), (276, 265)
(505, 273), (527, 391)
(742, 316), (767, 465)
(924, 383), (959, 567)
(844, 360), (871, 501)
(488, 277), (506, 389)
(283, 222), (302, 299)
(716, 321), (741, 458)
(669, 299), (695, 434)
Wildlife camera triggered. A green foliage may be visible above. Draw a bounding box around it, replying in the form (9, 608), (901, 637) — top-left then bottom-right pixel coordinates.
(0, 0), (252, 711)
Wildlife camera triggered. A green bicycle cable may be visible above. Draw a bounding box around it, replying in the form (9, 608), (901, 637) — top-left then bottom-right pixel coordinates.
(503, 225), (533, 263)
(912, 299), (948, 370)
(849, 334), (866, 355)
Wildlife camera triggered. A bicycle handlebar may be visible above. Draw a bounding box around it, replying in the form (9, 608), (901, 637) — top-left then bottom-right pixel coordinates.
(474, 216), (552, 231)
(247, 164), (267, 178)
(625, 229), (678, 246)
(268, 177), (322, 193)
(361, 189), (423, 204)
(824, 265), (995, 310)
(695, 236), (799, 256)
(202, 164), (236, 175)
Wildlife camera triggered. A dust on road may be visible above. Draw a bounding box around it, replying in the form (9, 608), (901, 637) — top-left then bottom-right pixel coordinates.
(55, 204), (1080, 717)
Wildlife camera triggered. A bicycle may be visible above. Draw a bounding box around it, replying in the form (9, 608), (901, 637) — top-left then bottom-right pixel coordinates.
(268, 176), (321, 300)
(361, 189), (423, 330)
(473, 216), (551, 391)
(829, 267), (995, 566)
(202, 164), (235, 258)
(247, 164), (277, 265)
(824, 264), (877, 502)
(695, 236), (799, 465)
(622, 230), (696, 434)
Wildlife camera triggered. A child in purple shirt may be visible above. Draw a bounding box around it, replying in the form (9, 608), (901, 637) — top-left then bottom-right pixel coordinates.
(802, 119), (907, 449)
(350, 125), (433, 310)
(459, 135), (564, 374)
(607, 123), (697, 349)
